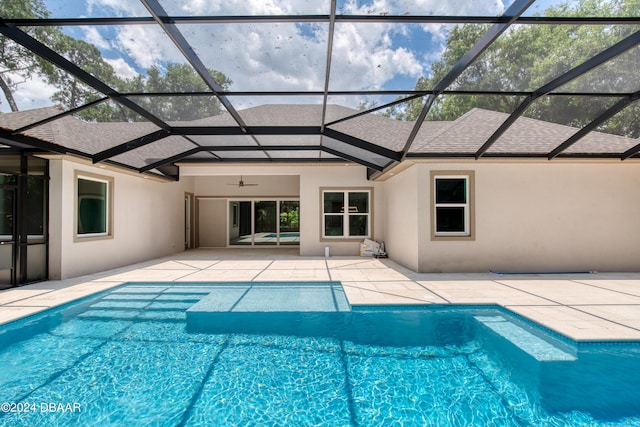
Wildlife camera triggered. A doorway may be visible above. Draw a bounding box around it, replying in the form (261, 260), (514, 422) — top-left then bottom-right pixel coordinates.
(0, 154), (48, 288)
(184, 193), (194, 249)
(228, 199), (299, 246)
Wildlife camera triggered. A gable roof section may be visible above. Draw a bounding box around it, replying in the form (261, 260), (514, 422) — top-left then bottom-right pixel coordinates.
(407, 108), (640, 158)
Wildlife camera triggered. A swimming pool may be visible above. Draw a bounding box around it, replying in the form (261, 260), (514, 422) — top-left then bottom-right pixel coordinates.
(0, 282), (639, 426)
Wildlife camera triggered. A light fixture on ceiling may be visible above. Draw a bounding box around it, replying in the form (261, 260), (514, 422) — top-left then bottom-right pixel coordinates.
(227, 176), (258, 187)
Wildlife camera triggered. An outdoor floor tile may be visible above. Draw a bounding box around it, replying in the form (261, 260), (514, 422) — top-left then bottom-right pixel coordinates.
(572, 279), (640, 297)
(506, 305), (640, 341)
(102, 270), (196, 282)
(206, 260), (273, 270)
(0, 306), (51, 325)
(498, 280), (640, 305)
(341, 281), (446, 304)
(142, 261), (200, 270)
(0, 289), (54, 305)
(171, 260), (220, 269)
(417, 280), (554, 305)
(175, 270), (262, 282)
(267, 260), (329, 270)
(330, 268), (409, 282)
(350, 288), (435, 305)
(326, 258), (388, 269)
(340, 285), (367, 304)
(5, 290), (107, 307)
(62, 281), (124, 291)
(575, 305), (640, 330)
(254, 269), (331, 281)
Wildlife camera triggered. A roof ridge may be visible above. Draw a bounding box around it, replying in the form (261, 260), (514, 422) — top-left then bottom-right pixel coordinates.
(409, 108), (484, 152)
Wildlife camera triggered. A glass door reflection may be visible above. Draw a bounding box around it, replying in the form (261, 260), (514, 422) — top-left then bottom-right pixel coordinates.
(279, 201), (300, 245)
(254, 200), (277, 246)
(0, 187), (15, 287)
(228, 199), (299, 246)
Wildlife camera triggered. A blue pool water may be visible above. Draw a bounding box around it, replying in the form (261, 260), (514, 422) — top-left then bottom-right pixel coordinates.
(263, 232), (300, 239)
(1, 282), (639, 426)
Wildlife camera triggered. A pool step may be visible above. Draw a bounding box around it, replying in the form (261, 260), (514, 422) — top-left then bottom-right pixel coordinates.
(475, 316), (576, 362)
(186, 282), (350, 334)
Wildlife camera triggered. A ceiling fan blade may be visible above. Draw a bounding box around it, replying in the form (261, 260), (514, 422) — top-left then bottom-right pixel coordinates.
(225, 176), (259, 187)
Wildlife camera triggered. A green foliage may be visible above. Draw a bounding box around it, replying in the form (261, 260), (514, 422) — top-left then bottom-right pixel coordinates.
(1, 0), (231, 122)
(398, 0), (640, 138)
(0, 0), (53, 111)
(280, 206), (299, 231)
(48, 34), (118, 110)
(127, 64), (232, 122)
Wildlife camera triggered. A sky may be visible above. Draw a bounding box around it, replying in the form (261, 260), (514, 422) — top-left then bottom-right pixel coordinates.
(0, 0), (517, 113)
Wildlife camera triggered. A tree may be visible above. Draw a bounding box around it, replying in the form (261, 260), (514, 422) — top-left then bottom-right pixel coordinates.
(129, 63), (232, 122)
(48, 34), (121, 110)
(0, 0), (53, 111)
(1, 0), (231, 122)
(399, 0), (640, 138)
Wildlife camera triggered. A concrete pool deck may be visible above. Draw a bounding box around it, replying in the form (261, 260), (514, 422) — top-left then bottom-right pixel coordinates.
(1, 248), (640, 341)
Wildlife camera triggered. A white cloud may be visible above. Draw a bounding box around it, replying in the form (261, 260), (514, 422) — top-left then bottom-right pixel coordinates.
(105, 58), (138, 79)
(330, 21), (425, 90)
(84, 0), (434, 94)
(82, 27), (110, 50)
(113, 25), (185, 70)
(5, 0), (511, 113)
(174, 0), (329, 16)
(337, 0), (506, 15)
(0, 72), (56, 113)
(86, 0), (149, 17)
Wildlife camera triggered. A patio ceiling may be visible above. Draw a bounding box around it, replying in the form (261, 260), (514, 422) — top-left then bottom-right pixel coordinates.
(1, 0), (639, 180)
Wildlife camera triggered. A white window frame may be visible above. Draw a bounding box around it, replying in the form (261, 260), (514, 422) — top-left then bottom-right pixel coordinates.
(432, 173), (472, 238)
(321, 189), (371, 239)
(75, 172), (113, 240)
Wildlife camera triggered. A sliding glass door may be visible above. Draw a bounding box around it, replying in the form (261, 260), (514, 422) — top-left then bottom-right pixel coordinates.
(279, 200), (300, 246)
(228, 199), (299, 246)
(254, 201), (277, 246)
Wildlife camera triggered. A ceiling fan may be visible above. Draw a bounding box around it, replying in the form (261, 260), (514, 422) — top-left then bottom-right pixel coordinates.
(227, 176), (258, 187)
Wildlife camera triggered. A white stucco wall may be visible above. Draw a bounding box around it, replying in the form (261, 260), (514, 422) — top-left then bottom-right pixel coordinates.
(181, 164), (384, 256)
(298, 166), (385, 257)
(48, 157), (640, 277)
(49, 158), (194, 279)
(194, 175), (299, 197)
(381, 165), (420, 271)
(413, 161), (640, 273)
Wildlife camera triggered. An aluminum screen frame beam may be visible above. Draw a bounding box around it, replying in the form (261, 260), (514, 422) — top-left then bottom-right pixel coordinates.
(139, 0), (248, 132)
(548, 91), (640, 159)
(0, 22), (170, 132)
(366, 0), (535, 180)
(474, 29), (640, 159)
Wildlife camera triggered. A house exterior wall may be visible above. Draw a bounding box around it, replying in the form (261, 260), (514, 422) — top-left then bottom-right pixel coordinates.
(47, 156), (639, 280)
(181, 164), (385, 256)
(381, 165), (420, 271)
(194, 175), (300, 247)
(298, 166), (384, 257)
(411, 161), (640, 273)
(198, 198), (227, 247)
(49, 158), (193, 279)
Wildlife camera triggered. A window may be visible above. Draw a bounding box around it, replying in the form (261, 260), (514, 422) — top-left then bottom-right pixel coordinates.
(322, 189), (370, 239)
(432, 172), (474, 239)
(76, 173), (112, 238)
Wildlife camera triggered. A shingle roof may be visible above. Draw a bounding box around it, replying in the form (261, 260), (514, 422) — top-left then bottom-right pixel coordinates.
(1, 105), (638, 172)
